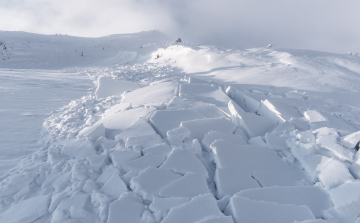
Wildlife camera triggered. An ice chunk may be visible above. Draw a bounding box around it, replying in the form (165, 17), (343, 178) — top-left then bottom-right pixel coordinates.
(167, 126), (191, 147)
(159, 172), (210, 198)
(149, 197), (190, 222)
(291, 143), (316, 162)
(225, 196), (316, 223)
(236, 186), (333, 218)
(228, 101), (275, 138)
(71, 162), (88, 181)
(316, 134), (354, 162)
(78, 123), (105, 139)
(202, 131), (246, 152)
(115, 118), (156, 142)
(109, 149), (141, 169)
(121, 81), (178, 107)
(297, 131), (316, 144)
(142, 143), (172, 157)
(122, 153), (166, 173)
(196, 216), (234, 223)
(161, 193), (224, 223)
(285, 90), (306, 99)
(248, 136), (267, 147)
(300, 155), (332, 182)
(181, 117), (236, 141)
(291, 117), (311, 131)
(317, 158), (354, 190)
(265, 133), (288, 150)
(350, 159), (360, 179)
(101, 173), (128, 198)
(226, 88), (263, 113)
(125, 133), (163, 149)
(214, 168), (260, 199)
(86, 154), (107, 172)
(179, 84), (231, 115)
(160, 147), (209, 178)
(272, 121), (295, 135)
(328, 180), (360, 209)
(96, 165), (120, 184)
(211, 140), (292, 172)
(150, 110), (205, 138)
(107, 197), (145, 223)
(130, 167), (181, 201)
(340, 130), (360, 149)
(95, 76), (139, 99)
(61, 138), (96, 159)
(0, 195), (50, 223)
(252, 170), (310, 187)
(217, 195), (231, 212)
(95, 107), (155, 138)
(53, 193), (89, 222)
(305, 110), (328, 122)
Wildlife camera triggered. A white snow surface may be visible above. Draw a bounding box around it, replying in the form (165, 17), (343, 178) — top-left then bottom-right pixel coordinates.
(1, 30), (360, 223)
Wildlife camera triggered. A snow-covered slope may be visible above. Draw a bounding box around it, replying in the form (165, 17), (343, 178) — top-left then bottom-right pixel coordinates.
(1, 31), (360, 223)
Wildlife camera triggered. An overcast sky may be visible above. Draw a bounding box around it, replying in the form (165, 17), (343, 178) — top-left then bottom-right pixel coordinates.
(1, 0), (359, 54)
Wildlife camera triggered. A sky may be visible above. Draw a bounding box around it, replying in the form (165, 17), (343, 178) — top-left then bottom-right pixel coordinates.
(1, 0), (359, 54)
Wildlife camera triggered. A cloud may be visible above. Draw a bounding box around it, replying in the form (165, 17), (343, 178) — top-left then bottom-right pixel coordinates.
(0, 0), (359, 53)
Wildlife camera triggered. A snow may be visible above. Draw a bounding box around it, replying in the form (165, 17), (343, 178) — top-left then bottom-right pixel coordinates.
(95, 76), (139, 99)
(107, 197), (145, 223)
(100, 173), (128, 198)
(328, 180), (360, 209)
(196, 216), (234, 223)
(149, 197), (190, 222)
(202, 131), (246, 152)
(252, 170), (311, 187)
(167, 126), (191, 147)
(114, 118), (156, 142)
(125, 133), (163, 149)
(78, 123), (105, 139)
(61, 138), (96, 159)
(142, 143), (173, 157)
(109, 149), (141, 169)
(340, 131), (360, 149)
(265, 132), (288, 150)
(122, 153), (166, 173)
(317, 158), (354, 190)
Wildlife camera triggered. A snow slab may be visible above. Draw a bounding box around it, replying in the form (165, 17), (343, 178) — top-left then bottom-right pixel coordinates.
(95, 76), (139, 99)
(202, 131), (246, 152)
(109, 149), (141, 169)
(125, 133), (163, 149)
(214, 168), (260, 199)
(101, 173), (128, 198)
(121, 81), (178, 107)
(149, 197), (190, 222)
(150, 109), (205, 138)
(316, 134), (354, 162)
(248, 136), (267, 147)
(122, 153), (166, 173)
(228, 100), (275, 138)
(95, 107), (155, 138)
(179, 84), (231, 116)
(0, 195), (50, 223)
(107, 197), (145, 223)
(317, 158), (354, 190)
(224, 196), (316, 223)
(350, 159), (360, 179)
(159, 172), (210, 198)
(86, 154), (107, 172)
(329, 180), (360, 209)
(130, 167), (181, 201)
(52, 193), (89, 223)
(78, 123), (105, 139)
(252, 170), (311, 187)
(195, 216), (234, 223)
(226, 88), (264, 113)
(96, 165), (120, 185)
(272, 121), (296, 135)
(167, 126), (191, 147)
(102, 103), (132, 118)
(210, 140), (293, 172)
(114, 118), (156, 142)
(235, 186), (333, 218)
(181, 117), (236, 141)
(161, 193), (224, 223)
(300, 155), (332, 182)
(265, 133), (288, 150)
(61, 138), (96, 159)
(160, 147), (209, 178)
(142, 143), (172, 157)
(340, 130), (360, 149)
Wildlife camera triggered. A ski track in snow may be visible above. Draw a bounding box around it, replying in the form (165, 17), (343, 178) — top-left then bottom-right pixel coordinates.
(1, 30), (360, 223)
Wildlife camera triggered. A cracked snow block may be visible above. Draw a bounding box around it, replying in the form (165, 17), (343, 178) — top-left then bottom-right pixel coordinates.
(78, 123), (105, 139)
(202, 131), (246, 152)
(1, 173), (38, 197)
(102, 103), (132, 118)
(167, 126), (191, 147)
(107, 197), (145, 223)
(125, 133), (163, 149)
(101, 173), (128, 198)
(235, 186), (333, 218)
(53, 193), (89, 222)
(142, 143), (172, 157)
(181, 117), (236, 142)
(228, 101), (275, 138)
(121, 81), (178, 107)
(114, 118), (156, 142)
(188, 76), (214, 85)
(290, 143), (317, 162)
(86, 154), (107, 172)
(258, 98), (306, 124)
(291, 117), (311, 131)
(300, 155), (332, 182)
(109, 149), (141, 169)
(122, 153), (166, 173)
(224, 196), (316, 223)
(95, 107), (155, 138)
(214, 168), (260, 199)
(340, 130), (360, 149)
(149, 197), (190, 222)
(0, 195), (50, 223)
(159, 172), (210, 198)
(95, 76), (139, 99)
(160, 147), (209, 178)
(265, 133), (288, 150)
(195, 216), (234, 223)
(210, 140), (293, 173)
(248, 136), (267, 147)
(167, 97), (227, 119)
(272, 121), (296, 135)
(61, 138), (96, 159)
(179, 84), (231, 116)
(130, 167), (181, 201)
(161, 193), (224, 223)
(328, 180), (360, 209)
(96, 165), (119, 184)
(150, 110), (205, 138)
(252, 170), (311, 187)
(226, 88), (264, 113)
(350, 159), (360, 179)
(317, 158), (354, 190)
(315, 132), (354, 162)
